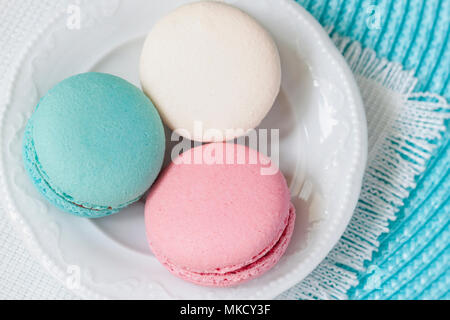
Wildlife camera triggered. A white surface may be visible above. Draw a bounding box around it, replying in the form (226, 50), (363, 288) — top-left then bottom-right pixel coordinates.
(0, 0), (366, 299)
(140, 1), (282, 141)
(0, 0), (76, 299)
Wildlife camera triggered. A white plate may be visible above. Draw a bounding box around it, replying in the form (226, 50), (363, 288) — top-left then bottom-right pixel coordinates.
(0, 0), (366, 299)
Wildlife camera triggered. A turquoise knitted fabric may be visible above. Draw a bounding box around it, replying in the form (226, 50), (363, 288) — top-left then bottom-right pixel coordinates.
(291, 0), (449, 300)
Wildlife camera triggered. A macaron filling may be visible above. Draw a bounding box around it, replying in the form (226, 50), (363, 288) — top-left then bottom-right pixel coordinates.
(23, 118), (135, 217)
(151, 204), (296, 286)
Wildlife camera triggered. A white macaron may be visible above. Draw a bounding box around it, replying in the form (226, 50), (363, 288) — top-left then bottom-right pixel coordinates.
(140, 1), (281, 142)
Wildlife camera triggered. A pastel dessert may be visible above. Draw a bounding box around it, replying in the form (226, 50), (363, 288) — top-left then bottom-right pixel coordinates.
(23, 72), (165, 218)
(145, 143), (295, 286)
(140, 1), (282, 142)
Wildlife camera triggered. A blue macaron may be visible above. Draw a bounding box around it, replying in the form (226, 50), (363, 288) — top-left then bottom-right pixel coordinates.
(23, 72), (166, 218)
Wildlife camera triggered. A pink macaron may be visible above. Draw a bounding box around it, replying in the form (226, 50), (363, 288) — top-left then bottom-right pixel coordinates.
(145, 142), (296, 287)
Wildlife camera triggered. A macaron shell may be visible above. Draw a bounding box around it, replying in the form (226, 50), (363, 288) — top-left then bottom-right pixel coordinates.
(22, 120), (119, 218)
(145, 143), (292, 276)
(160, 204), (295, 287)
(140, 1), (281, 141)
(30, 72), (165, 209)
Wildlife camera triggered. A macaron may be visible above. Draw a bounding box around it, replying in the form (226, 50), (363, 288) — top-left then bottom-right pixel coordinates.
(140, 1), (282, 142)
(23, 72), (165, 218)
(145, 143), (295, 287)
